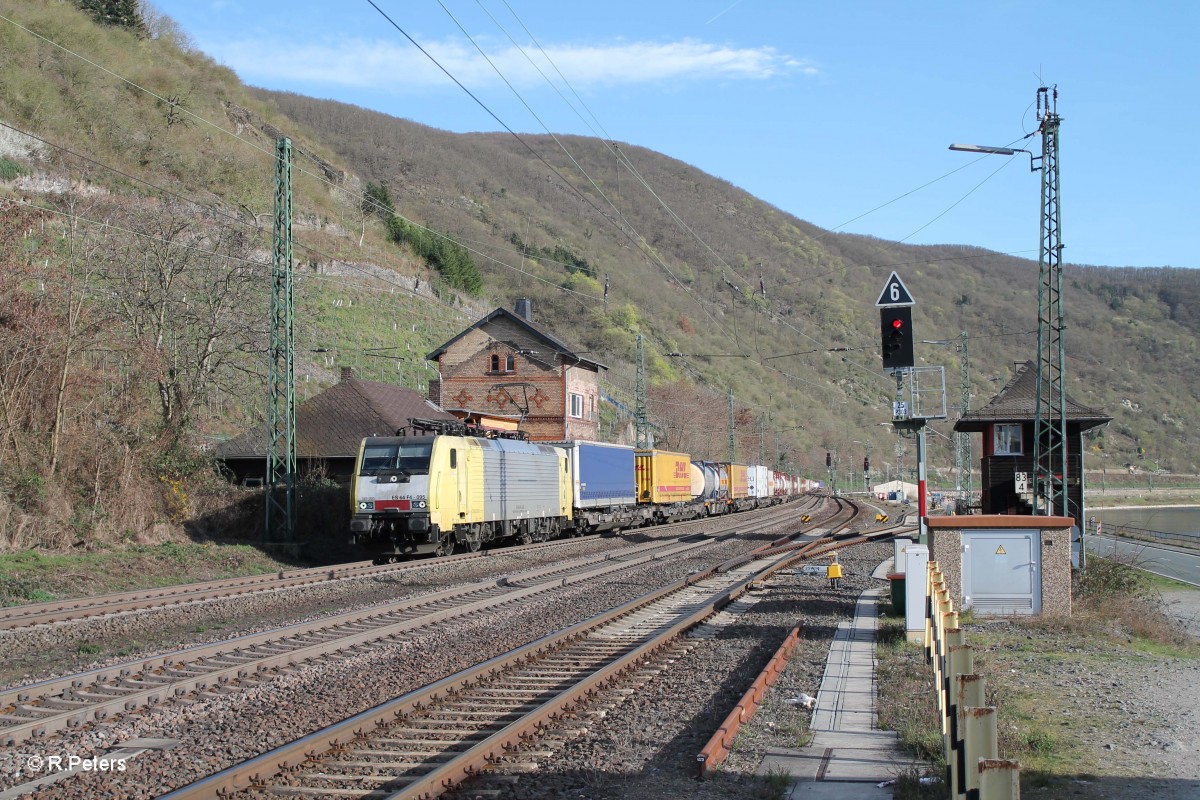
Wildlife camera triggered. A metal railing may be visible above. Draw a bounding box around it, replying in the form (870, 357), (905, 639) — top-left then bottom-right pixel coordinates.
(1097, 521), (1200, 551)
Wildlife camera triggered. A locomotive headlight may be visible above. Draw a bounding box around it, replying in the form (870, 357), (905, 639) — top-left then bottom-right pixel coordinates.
(358, 501), (374, 510)
(416, 500), (427, 509)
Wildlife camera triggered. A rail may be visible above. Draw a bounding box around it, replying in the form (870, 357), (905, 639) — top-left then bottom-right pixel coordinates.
(925, 561), (1020, 800)
(0, 536), (716, 746)
(160, 544), (809, 799)
(693, 514), (915, 777)
(0, 495), (826, 631)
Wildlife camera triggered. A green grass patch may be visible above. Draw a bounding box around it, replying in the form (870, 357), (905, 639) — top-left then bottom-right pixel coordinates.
(758, 765), (792, 800)
(0, 157), (29, 180)
(875, 618), (945, 765)
(0, 542), (288, 605)
(1144, 572), (1200, 591)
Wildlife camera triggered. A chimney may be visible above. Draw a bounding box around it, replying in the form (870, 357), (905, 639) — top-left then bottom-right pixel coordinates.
(340, 366), (354, 382)
(514, 298), (532, 322)
(427, 378), (442, 406)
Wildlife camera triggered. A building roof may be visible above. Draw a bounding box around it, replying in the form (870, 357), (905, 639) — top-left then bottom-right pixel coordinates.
(215, 378), (456, 461)
(953, 361), (1111, 433)
(426, 306), (607, 371)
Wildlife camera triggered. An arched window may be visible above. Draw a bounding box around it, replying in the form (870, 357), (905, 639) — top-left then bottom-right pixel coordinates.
(505, 354), (515, 372)
(490, 354), (500, 372)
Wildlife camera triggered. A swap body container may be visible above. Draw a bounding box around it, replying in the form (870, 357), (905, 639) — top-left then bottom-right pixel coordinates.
(726, 463), (750, 500)
(548, 440), (637, 509)
(746, 465), (772, 499)
(636, 449), (694, 504)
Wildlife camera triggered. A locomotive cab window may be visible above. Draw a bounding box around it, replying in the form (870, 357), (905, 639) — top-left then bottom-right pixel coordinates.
(360, 441), (433, 476)
(994, 424), (1024, 456)
(449, 448), (457, 469)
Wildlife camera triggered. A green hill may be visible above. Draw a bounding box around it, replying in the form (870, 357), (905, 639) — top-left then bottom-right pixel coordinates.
(0, 0), (1195, 550)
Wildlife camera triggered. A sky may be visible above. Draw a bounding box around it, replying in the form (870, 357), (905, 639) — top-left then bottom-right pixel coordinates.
(150, 0), (1198, 270)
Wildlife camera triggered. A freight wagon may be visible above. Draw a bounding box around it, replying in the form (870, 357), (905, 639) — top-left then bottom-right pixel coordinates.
(547, 440), (649, 533)
(636, 449), (705, 523)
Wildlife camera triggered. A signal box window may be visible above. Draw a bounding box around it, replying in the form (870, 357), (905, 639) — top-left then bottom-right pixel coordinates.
(994, 424), (1024, 456)
(569, 392), (584, 418)
(490, 354), (500, 372)
(505, 354), (515, 372)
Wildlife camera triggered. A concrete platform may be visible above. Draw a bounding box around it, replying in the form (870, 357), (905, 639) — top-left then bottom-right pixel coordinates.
(757, 560), (915, 798)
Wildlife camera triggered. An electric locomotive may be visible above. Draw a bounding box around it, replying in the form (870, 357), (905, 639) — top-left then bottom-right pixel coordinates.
(350, 419), (570, 561)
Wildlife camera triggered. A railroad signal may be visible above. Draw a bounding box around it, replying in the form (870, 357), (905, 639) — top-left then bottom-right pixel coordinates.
(864, 456), (870, 473)
(826, 452), (832, 468)
(880, 306), (915, 369)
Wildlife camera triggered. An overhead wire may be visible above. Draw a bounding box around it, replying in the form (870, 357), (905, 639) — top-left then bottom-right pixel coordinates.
(4, 7), (1039, 443)
(389, 0), (740, 344)
(470, 3), (1047, 444)
(467, 1), (1036, 392)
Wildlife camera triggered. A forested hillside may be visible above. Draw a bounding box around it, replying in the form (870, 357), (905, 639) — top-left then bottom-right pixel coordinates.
(0, 0), (1196, 552)
(256, 89), (1200, 479)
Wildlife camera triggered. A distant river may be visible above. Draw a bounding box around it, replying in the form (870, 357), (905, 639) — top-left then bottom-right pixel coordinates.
(1091, 505), (1200, 541)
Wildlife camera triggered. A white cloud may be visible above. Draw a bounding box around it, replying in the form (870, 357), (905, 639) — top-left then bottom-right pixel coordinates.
(205, 36), (816, 92)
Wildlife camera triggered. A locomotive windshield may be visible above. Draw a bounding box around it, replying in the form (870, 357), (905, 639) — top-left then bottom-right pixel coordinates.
(360, 440), (433, 476)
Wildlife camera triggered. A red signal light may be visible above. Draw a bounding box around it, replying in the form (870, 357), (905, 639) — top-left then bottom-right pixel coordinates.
(880, 306), (914, 369)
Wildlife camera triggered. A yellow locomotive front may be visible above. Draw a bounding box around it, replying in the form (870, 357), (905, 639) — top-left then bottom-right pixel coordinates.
(350, 436), (444, 560)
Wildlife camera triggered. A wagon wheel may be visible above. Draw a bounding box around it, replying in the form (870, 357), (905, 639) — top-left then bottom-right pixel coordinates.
(435, 532), (455, 557)
(464, 526), (482, 553)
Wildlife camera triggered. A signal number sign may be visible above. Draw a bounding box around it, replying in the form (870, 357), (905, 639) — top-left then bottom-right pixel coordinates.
(875, 271), (915, 307)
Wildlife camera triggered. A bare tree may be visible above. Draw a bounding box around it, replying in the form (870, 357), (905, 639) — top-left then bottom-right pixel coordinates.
(90, 199), (267, 437)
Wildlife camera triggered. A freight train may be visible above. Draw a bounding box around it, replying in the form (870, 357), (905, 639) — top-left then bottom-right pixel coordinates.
(349, 418), (814, 562)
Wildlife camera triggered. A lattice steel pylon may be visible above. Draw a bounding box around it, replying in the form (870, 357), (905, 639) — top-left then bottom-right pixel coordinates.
(634, 334), (651, 448)
(265, 138), (297, 545)
(955, 331), (973, 502)
(1032, 86), (1068, 518)
(727, 387), (736, 464)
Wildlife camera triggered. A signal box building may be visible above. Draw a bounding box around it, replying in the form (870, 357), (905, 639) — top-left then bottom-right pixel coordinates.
(919, 362), (1109, 617)
(952, 360), (1110, 534)
(426, 299), (606, 442)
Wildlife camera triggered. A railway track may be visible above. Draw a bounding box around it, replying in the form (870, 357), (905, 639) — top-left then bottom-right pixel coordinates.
(0, 498), (838, 747)
(0, 497), (828, 633)
(0, 536), (714, 746)
(161, 520), (868, 800)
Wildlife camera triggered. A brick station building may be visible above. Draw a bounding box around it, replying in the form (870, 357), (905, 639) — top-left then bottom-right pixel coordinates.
(426, 299), (605, 441)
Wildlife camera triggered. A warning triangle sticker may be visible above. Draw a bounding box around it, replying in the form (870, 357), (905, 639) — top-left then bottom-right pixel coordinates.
(995, 545), (1007, 555)
(875, 271), (916, 307)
